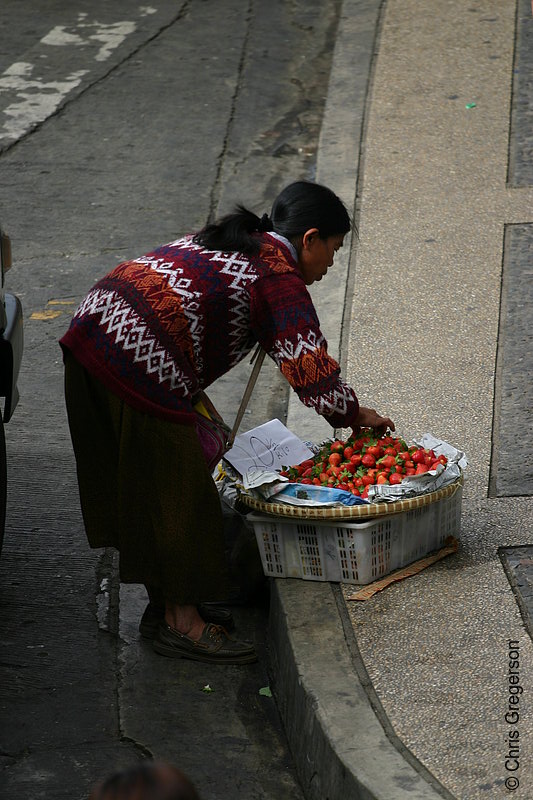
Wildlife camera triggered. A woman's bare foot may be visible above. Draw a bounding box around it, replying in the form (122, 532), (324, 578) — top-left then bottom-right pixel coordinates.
(164, 602), (205, 641)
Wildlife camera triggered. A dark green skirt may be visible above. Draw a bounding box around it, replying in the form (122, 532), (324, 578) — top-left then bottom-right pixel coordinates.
(64, 353), (229, 605)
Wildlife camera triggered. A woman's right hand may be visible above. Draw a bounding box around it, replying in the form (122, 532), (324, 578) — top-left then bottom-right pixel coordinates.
(352, 406), (395, 435)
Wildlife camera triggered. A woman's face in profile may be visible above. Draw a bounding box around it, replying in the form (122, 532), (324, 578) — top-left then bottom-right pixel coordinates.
(297, 231), (345, 285)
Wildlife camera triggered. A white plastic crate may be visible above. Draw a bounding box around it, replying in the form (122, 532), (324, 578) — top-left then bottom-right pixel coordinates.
(248, 483), (462, 584)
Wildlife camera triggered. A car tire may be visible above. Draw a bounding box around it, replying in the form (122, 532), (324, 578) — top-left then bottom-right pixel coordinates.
(0, 414), (7, 556)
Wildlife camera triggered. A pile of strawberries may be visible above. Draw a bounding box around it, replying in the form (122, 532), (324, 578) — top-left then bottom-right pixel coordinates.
(279, 429), (448, 499)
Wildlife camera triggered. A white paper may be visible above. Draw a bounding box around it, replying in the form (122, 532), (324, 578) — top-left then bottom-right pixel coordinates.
(224, 419), (314, 489)
(242, 469), (287, 490)
(414, 433), (468, 471)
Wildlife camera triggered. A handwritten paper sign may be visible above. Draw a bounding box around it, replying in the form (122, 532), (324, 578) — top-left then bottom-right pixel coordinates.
(224, 419), (314, 488)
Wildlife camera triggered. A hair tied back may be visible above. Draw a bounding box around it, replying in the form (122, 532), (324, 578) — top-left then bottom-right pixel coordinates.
(257, 213), (273, 233)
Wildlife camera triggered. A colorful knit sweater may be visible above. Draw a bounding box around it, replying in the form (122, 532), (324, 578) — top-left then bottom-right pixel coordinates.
(60, 233), (359, 428)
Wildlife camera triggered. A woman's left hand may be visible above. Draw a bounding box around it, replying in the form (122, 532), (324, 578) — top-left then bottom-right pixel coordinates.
(352, 406), (395, 435)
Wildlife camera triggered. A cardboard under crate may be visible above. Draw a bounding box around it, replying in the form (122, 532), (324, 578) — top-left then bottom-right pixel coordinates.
(248, 483), (462, 584)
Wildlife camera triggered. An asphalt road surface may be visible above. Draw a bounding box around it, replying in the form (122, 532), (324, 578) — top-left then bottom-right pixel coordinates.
(0, 1), (343, 797)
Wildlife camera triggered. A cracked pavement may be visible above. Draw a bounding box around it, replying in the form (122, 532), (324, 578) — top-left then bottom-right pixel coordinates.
(0, 1), (344, 797)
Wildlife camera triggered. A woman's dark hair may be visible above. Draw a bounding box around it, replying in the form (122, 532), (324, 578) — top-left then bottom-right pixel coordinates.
(193, 181), (351, 256)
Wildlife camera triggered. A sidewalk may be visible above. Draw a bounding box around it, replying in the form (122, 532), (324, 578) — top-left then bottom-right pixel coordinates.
(273, 1), (533, 799)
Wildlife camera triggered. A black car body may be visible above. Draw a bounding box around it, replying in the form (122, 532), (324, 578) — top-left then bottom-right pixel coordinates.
(0, 229), (23, 553)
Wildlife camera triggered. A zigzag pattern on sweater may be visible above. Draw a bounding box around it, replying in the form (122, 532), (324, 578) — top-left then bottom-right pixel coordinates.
(62, 233), (359, 427)
(75, 287), (193, 394)
(147, 236), (259, 370)
(137, 251), (206, 376)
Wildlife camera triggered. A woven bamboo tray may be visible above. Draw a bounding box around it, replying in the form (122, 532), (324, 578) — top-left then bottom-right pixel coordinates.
(238, 476), (463, 520)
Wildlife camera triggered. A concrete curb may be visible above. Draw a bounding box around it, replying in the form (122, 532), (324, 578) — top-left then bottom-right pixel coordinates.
(270, 2), (455, 797)
(285, 0), (383, 445)
(270, 580), (449, 800)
